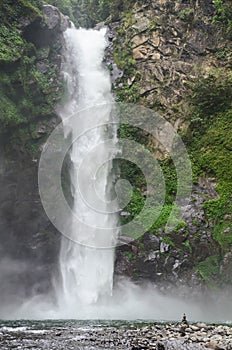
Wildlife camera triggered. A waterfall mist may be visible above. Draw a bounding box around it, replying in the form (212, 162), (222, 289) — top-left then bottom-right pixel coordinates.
(4, 277), (232, 322)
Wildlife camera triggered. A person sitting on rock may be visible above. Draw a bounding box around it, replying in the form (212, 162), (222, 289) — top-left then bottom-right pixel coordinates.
(179, 313), (189, 336)
(182, 313), (189, 326)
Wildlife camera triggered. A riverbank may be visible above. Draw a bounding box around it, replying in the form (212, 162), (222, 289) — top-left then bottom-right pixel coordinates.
(76, 322), (232, 349)
(128, 322), (232, 349)
(0, 320), (232, 349)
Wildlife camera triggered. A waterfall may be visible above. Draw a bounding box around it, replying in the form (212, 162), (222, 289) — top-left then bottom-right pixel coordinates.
(7, 26), (231, 322)
(57, 26), (119, 313)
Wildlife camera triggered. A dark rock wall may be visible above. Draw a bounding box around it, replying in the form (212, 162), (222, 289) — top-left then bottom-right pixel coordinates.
(0, 4), (69, 304)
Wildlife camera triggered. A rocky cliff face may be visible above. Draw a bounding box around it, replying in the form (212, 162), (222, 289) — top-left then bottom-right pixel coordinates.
(0, 3), (69, 304)
(109, 0), (232, 292)
(111, 0), (231, 124)
(115, 178), (221, 293)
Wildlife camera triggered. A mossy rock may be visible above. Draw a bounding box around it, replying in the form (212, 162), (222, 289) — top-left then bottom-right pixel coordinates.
(196, 255), (220, 287)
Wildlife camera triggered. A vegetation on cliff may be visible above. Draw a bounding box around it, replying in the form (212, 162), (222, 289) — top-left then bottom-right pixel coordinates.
(108, 0), (232, 287)
(0, 0), (64, 154)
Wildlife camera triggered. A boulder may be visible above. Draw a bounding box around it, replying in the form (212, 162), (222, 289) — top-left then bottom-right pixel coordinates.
(42, 5), (69, 31)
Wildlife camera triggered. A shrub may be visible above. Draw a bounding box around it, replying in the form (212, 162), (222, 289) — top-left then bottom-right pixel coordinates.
(0, 25), (25, 62)
(190, 69), (232, 123)
(0, 93), (26, 128)
(196, 255), (220, 286)
(213, 0), (232, 38)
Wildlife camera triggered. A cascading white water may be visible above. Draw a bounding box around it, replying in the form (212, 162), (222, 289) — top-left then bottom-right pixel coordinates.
(57, 26), (119, 313)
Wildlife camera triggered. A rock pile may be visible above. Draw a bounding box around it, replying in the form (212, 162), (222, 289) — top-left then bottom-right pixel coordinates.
(129, 322), (232, 350)
(75, 322), (232, 349)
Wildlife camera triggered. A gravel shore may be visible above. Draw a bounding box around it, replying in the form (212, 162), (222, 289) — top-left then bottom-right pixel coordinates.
(128, 322), (232, 349)
(1, 320), (232, 349)
(77, 322), (232, 349)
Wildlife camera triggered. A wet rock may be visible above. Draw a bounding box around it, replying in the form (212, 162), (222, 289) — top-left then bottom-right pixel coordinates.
(42, 5), (69, 31)
(36, 61), (49, 74)
(43, 5), (60, 29)
(143, 233), (160, 251)
(160, 241), (169, 253)
(220, 251), (232, 283)
(104, 26), (123, 85)
(18, 17), (34, 29)
(157, 342), (165, 350)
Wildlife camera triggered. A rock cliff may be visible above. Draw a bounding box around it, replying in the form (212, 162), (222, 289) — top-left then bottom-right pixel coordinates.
(108, 0), (232, 292)
(0, 2), (69, 304)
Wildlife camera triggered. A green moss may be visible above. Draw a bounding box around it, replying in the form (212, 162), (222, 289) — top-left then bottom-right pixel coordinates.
(0, 25), (25, 62)
(188, 74), (232, 252)
(125, 251), (134, 259)
(8, 122), (49, 157)
(189, 69), (232, 124)
(0, 0), (63, 138)
(0, 0), (42, 64)
(196, 255), (220, 286)
(0, 0), (42, 23)
(212, 0), (232, 39)
(151, 205), (172, 230)
(44, 0), (73, 18)
(173, 221), (188, 233)
(46, 0), (136, 28)
(214, 46), (231, 60)
(175, 66), (232, 283)
(0, 93), (26, 128)
(161, 235), (175, 247)
(113, 43), (136, 74)
(116, 83), (140, 103)
(160, 159), (177, 204)
(178, 8), (194, 22)
(0, 47), (63, 133)
(120, 188), (145, 225)
(182, 239), (192, 253)
(112, 10), (142, 103)
(198, 112), (232, 191)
